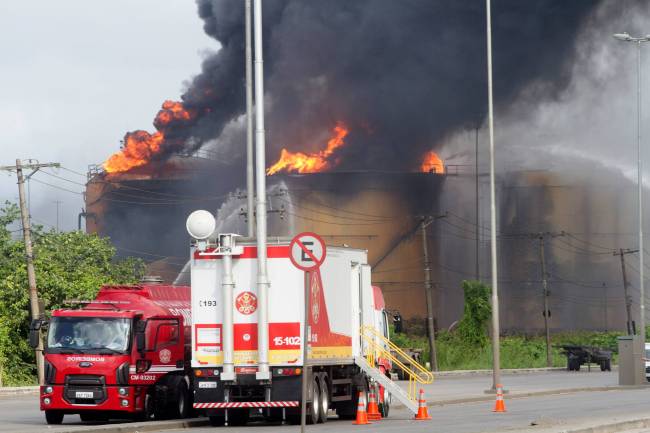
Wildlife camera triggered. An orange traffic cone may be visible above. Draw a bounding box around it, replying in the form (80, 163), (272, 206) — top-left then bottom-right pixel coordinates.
(414, 389), (432, 420)
(366, 386), (382, 421)
(353, 391), (372, 425)
(493, 384), (507, 413)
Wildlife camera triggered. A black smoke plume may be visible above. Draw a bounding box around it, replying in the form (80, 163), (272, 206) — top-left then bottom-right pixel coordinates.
(164, 0), (602, 170)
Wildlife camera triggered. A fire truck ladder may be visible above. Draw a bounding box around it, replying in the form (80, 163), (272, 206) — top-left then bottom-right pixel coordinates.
(355, 325), (434, 414)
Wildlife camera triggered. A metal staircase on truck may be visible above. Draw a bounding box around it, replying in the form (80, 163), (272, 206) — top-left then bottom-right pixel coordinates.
(355, 325), (434, 414)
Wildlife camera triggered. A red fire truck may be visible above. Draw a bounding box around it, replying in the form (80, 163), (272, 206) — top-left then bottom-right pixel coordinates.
(30, 282), (192, 424)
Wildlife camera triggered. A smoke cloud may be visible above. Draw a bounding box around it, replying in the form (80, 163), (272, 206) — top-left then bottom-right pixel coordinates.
(162, 0), (603, 171)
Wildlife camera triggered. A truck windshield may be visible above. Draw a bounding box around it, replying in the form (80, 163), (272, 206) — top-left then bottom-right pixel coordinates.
(47, 317), (130, 354)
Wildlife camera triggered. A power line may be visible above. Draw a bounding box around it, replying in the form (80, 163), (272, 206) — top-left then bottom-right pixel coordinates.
(29, 177), (83, 195)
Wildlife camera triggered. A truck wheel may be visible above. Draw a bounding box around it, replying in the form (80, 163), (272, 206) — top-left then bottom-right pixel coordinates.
(318, 378), (329, 423)
(80, 412), (108, 422)
(209, 415), (225, 426)
(227, 409), (249, 426)
(336, 379), (367, 420)
(176, 383), (190, 418)
(136, 393), (155, 422)
(379, 387), (390, 418)
(308, 378), (321, 425)
(45, 410), (64, 425)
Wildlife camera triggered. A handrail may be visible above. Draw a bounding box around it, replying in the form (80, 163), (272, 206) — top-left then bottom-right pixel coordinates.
(360, 325), (433, 401)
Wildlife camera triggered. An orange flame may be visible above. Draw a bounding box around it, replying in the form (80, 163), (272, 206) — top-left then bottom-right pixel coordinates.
(420, 151), (444, 173)
(103, 100), (193, 173)
(267, 122), (349, 175)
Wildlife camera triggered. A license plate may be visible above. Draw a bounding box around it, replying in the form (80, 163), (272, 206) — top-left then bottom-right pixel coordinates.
(198, 382), (217, 389)
(75, 391), (94, 399)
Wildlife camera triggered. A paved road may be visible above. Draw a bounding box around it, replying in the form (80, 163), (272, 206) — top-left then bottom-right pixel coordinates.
(421, 369), (618, 403)
(0, 370), (633, 433)
(167, 388), (650, 433)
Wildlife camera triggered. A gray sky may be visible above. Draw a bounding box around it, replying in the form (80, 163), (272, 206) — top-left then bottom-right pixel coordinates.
(0, 0), (213, 231)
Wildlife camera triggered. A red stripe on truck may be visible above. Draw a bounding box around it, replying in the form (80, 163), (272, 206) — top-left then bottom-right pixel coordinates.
(269, 322), (301, 350)
(233, 322), (301, 351)
(234, 323), (257, 350)
(193, 401), (299, 409)
(194, 246), (290, 260)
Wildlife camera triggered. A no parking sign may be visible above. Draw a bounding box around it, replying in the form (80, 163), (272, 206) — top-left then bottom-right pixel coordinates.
(289, 232), (326, 271)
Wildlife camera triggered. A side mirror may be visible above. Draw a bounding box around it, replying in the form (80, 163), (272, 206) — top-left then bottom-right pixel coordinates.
(393, 313), (403, 334)
(29, 319), (44, 349)
(135, 320), (147, 355)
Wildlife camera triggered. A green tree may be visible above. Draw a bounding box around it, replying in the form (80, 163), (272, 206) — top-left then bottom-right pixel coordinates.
(457, 280), (492, 346)
(0, 202), (145, 385)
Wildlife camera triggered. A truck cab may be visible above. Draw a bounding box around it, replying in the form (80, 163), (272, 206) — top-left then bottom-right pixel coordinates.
(33, 284), (192, 425)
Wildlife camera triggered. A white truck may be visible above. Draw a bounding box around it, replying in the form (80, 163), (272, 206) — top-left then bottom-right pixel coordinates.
(182, 211), (432, 425)
(184, 211), (430, 426)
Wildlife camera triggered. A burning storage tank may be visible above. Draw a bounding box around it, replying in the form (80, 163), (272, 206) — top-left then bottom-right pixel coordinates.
(85, 155), (242, 282)
(493, 169), (638, 334)
(85, 152), (638, 335)
(217, 171), (447, 319)
(85, 161), (447, 319)
(429, 167), (639, 334)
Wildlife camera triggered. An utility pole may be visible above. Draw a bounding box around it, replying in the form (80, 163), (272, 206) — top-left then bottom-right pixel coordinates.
(532, 232), (564, 367)
(53, 200), (62, 232)
(421, 216), (438, 371)
(485, 0), (501, 392)
(614, 248), (638, 335)
(538, 235), (551, 367)
(510, 231), (564, 367)
(0, 160), (60, 385)
(475, 125), (480, 281)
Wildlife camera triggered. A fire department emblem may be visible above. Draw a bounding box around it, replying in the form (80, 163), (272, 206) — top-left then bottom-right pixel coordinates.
(159, 348), (172, 364)
(311, 281), (320, 324)
(236, 291), (257, 315)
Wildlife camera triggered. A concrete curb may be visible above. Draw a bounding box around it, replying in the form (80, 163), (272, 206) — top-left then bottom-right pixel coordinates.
(423, 384), (649, 408)
(0, 386), (39, 397)
(564, 417), (650, 433)
(482, 415), (650, 433)
(49, 418), (209, 433)
(434, 367), (567, 377)
(434, 365), (618, 377)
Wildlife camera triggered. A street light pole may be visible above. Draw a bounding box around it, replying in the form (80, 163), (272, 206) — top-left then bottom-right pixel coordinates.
(245, 0), (255, 238)
(486, 0), (501, 391)
(613, 32), (650, 347)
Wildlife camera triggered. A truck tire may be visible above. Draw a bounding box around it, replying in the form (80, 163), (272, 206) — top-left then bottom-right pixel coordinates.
(175, 382), (190, 419)
(568, 356), (580, 371)
(379, 386), (390, 418)
(336, 379), (368, 420)
(227, 409), (249, 426)
(287, 377), (322, 424)
(80, 413), (94, 422)
(309, 377), (321, 425)
(45, 410), (64, 425)
(136, 393), (155, 422)
(209, 415), (225, 426)
(600, 359), (611, 372)
(80, 412), (108, 422)
(318, 377), (329, 423)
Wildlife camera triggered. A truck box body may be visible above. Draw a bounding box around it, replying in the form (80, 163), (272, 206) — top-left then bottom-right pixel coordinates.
(191, 241), (376, 369)
(190, 238), (393, 421)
